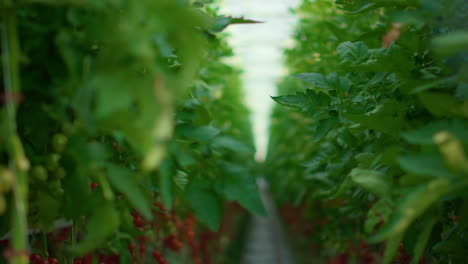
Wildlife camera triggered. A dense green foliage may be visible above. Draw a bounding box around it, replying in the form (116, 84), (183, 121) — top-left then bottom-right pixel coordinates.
(267, 0), (468, 263)
(0, 0), (263, 263)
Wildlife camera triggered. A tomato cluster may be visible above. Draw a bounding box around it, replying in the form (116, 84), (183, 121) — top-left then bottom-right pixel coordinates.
(29, 254), (58, 264)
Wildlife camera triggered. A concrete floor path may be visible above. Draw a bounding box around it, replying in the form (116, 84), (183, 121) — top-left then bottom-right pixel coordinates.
(242, 179), (295, 264)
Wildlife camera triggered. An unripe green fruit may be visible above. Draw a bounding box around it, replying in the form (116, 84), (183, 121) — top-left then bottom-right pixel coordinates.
(54, 188), (65, 196)
(61, 122), (74, 136)
(46, 154), (61, 171)
(0, 167), (14, 193)
(49, 180), (64, 196)
(54, 167), (66, 179)
(0, 195), (5, 215)
(31, 166), (48, 181)
(49, 180), (61, 189)
(52, 133), (68, 153)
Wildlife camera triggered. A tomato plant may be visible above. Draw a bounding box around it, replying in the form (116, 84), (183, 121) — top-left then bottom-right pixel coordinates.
(268, 0), (468, 263)
(1, 0), (263, 263)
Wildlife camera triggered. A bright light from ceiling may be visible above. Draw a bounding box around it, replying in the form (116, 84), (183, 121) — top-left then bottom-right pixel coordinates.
(220, 0), (301, 161)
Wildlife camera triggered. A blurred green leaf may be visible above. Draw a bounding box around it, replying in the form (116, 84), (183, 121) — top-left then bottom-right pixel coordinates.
(365, 199), (393, 234)
(181, 125), (221, 142)
(382, 233), (404, 264)
(159, 159), (174, 210)
(210, 16), (262, 33)
(69, 203), (120, 255)
(402, 119), (468, 145)
(398, 154), (454, 178)
(106, 164), (152, 219)
(350, 168), (391, 198)
(345, 2), (383, 15)
(371, 179), (452, 241)
(186, 184), (222, 231)
(313, 117), (337, 142)
(418, 92), (468, 118)
(35, 192), (62, 232)
(343, 101), (405, 135)
(337, 41), (369, 63)
(211, 136), (254, 154)
(433, 31), (468, 57)
(411, 215), (437, 264)
(218, 164), (266, 216)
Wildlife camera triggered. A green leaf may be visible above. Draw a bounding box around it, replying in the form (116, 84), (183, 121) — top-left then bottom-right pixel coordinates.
(349, 168), (391, 198)
(331, 174), (353, 198)
(365, 199), (393, 234)
(433, 31), (468, 57)
(272, 89), (331, 113)
(398, 154), (454, 178)
(337, 41), (369, 63)
(182, 125), (221, 142)
(106, 164), (152, 219)
(345, 2), (383, 15)
(210, 16), (262, 32)
(410, 215), (437, 264)
(210, 17), (232, 32)
(455, 82), (468, 100)
(186, 186), (222, 231)
(418, 92), (468, 118)
(366, 72), (387, 87)
(211, 136), (254, 154)
(69, 203), (120, 255)
(159, 159), (174, 209)
(371, 179), (453, 241)
(230, 17), (262, 25)
(271, 92), (310, 111)
(93, 75), (133, 119)
(313, 117), (337, 142)
(343, 101), (405, 135)
(300, 143), (336, 169)
(401, 119), (468, 145)
(382, 233), (404, 264)
(355, 152), (377, 168)
(293, 73), (329, 88)
(35, 192), (62, 232)
(409, 76), (456, 94)
(293, 72), (350, 94)
(218, 164), (266, 216)
(174, 170), (188, 190)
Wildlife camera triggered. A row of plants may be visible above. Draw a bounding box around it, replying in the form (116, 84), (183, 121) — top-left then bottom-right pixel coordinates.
(0, 0), (263, 263)
(267, 0), (467, 263)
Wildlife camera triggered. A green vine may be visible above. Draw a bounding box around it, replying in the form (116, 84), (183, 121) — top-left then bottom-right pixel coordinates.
(1, 4), (30, 264)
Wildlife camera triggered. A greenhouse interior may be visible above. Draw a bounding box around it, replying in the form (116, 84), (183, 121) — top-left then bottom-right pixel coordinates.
(0, 0), (467, 263)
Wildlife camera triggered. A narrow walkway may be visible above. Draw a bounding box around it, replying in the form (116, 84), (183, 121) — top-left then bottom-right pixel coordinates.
(242, 179), (294, 264)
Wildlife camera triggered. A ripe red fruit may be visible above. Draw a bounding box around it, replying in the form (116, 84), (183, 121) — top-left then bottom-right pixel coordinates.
(82, 253), (93, 264)
(359, 252), (374, 264)
(112, 142), (119, 151)
(54, 226), (72, 246)
(30, 254), (42, 263)
(139, 242), (146, 259)
(98, 254), (106, 263)
(106, 254), (120, 264)
(163, 234), (182, 251)
(151, 250), (167, 264)
(128, 243), (136, 256)
(337, 253), (349, 264)
(48, 257), (59, 264)
(90, 182), (99, 190)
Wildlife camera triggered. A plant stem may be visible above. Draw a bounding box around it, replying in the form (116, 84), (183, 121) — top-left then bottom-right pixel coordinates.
(2, 4), (30, 264)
